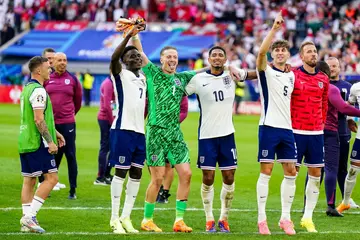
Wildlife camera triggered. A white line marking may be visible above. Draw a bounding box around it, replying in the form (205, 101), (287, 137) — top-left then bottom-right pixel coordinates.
(1, 206), (360, 214)
(1, 231), (360, 236)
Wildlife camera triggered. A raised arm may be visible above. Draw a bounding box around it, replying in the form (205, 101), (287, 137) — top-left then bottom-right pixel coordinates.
(256, 12), (284, 71)
(131, 30), (149, 67)
(110, 33), (131, 76)
(111, 24), (144, 76)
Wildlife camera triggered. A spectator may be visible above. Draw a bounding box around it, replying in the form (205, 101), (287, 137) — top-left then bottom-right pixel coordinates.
(83, 70), (94, 107)
(1, 23), (15, 46)
(95, 7), (106, 22)
(113, 4), (124, 22)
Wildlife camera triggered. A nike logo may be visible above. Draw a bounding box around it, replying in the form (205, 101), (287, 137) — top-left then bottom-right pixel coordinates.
(300, 81), (305, 84)
(49, 81), (54, 83)
(276, 75), (281, 77)
(203, 83), (210, 87)
(260, 196), (266, 199)
(69, 129), (74, 133)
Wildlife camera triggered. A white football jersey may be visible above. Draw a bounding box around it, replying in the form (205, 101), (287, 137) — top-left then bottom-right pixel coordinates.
(257, 66), (295, 130)
(186, 68), (247, 139)
(111, 69), (146, 134)
(349, 82), (360, 139)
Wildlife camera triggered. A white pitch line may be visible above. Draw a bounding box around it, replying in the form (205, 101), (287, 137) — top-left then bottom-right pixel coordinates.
(1, 206), (360, 214)
(1, 231), (360, 236)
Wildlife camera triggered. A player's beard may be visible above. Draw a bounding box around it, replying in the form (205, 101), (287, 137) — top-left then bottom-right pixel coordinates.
(330, 75), (338, 80)
(305, 59), (317, 68)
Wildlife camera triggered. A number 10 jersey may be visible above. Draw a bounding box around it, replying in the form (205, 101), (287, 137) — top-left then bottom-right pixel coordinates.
(186, 69), (247, 139)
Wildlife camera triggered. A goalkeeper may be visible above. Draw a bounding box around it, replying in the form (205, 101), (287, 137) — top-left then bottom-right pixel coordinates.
(116, 18), (241, 233)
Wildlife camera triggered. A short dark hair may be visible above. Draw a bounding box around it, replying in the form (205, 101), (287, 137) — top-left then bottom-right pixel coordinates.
(42, 48), (55, 56)
(120, 46), (138, 61)
(299, 41), (316, 54)
(160, 46), (177, 56)
(316, 61), (331, 78)
(270, 40), (290, 52)
(28, 56), (48, 73)
(209, 46), (226, 56)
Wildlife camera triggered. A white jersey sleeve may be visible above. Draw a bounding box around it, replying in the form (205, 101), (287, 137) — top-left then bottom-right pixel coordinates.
(29, 88), (47, 109)
(349, 83), (360, 104)
(185, 77), (197, 95)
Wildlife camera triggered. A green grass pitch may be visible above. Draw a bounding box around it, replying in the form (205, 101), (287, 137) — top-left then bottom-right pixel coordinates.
(1, 103), (360, 240)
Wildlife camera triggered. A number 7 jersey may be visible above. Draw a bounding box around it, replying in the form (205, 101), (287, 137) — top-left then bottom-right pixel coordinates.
(257, 66), (295, 130)
(186, 69), (247, 139)
(111, 69), (146, 134)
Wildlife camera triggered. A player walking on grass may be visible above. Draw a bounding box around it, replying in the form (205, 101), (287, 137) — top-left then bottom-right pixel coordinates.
(186, 46), (255, 233)
(337, 81), (360, 214)
(255, 12), (297, 236)
(19, 56), (65, 233)
(108, 26), (146, 234)
(126, 21), (241, 233)
(292, 41), (329, 232)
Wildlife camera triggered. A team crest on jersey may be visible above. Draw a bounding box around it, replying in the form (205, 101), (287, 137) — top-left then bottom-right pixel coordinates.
(352, 150), (357, 157)
(199, 156), (205, 163)
(262, 150), (268, 157)
(51, 159), (56, 167)
(318, 81), (323, 89)
(119, 156), (126, 164)
(65, 79), (70, 85)
(174, 78), (181, 86)
(223, 76), (231, 89)
(151, 155), (158, 161)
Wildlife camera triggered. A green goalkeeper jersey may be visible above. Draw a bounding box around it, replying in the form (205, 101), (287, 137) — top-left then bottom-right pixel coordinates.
(18, 80), (57, 153)
(142, 62), (196, 129)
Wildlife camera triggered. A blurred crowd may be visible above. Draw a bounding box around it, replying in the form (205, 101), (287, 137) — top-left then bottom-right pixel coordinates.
(2, 0), (360, 74)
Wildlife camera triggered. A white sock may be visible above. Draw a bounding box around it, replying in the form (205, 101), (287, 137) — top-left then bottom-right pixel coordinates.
(303, 175), (320, 219)
(220, 182), (235, 221)
(111, 176), (125, 221)
(343, 165), (360, 205)
(280, 175), (296, 221)
(22, 203), (31, 217)
(29, 196), (45, 217)
(120, 178), (140, 220)
(257, 173), (270, 222)
(201, 183), (214, 221)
